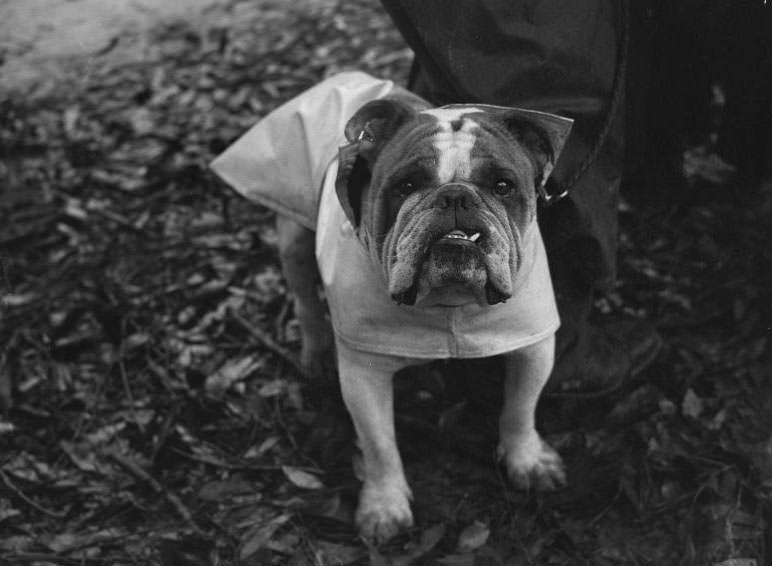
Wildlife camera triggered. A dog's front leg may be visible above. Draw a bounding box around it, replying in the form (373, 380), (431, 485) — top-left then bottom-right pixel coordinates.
(498, 335), (566, 490)
(276, 216), (334, 378)
(336, 342), (413, 543)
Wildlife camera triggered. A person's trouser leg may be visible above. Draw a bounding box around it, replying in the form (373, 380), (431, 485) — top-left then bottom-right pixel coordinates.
(380, 0), (661, 396)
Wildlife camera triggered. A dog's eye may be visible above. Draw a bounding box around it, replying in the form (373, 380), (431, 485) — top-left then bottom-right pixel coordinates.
(493, 180), (514, 196)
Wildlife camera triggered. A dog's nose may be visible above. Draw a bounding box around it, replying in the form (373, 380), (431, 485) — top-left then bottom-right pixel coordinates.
(433, 184), (478, 210)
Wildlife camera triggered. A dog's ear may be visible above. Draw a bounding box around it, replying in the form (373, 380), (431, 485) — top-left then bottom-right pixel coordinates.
(336, 99), (417, 227)
(498, 109), (573, 185)
(344, 98), (417, 158)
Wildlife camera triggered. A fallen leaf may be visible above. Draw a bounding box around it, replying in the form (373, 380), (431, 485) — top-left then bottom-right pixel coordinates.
(282, 466), (324, 490)
(0, 535), (34, 552)
(0, 498), (21, 522)
(239, 513), (291, 560)
(0, 419), (16, 434)
(45, 529), (123, 552)
(419, 523), (447, 553)
(456, 520), (490, 553)
(682, 389), (704, 419)
(682, 146), (736, 185)
(205, 355), (260, 393)
(198, 476), (255, 501)
(316, 541), (363, 565)
(129, 107), (156, 135)
(608, 385), (662, 424)
(387, 523), (447, 565)
(1, 293), (39, 307)
(59, 440), (110, 474)
(258, 380), (287, 398)
(438, 554), (475, 566)
(244, 435), (280, 459)
(123, 332), (150, 350)
(85, 422), (126, 445)
(63, 106), (81, 138)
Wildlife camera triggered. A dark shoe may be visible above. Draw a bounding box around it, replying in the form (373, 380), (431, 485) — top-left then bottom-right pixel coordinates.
(546, 319), (663, 398)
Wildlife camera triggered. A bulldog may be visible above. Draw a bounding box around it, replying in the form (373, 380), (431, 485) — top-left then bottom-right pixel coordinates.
(211, 72), (573, 544)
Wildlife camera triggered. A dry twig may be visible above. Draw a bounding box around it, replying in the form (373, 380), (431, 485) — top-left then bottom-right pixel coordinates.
(0, 469), (67, 518)
(229, 308), (307, 378)
(106, 450), (207, 537)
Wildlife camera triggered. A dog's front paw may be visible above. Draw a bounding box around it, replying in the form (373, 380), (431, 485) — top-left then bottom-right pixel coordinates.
(356, 483), (414, 544)
(498, 434), (566, 491)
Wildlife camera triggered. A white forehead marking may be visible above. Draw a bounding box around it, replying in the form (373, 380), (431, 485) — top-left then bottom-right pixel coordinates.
(423, 108), (483, 184)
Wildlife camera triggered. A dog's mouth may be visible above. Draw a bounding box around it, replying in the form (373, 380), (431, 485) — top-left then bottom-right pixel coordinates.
(391, 227), (494, 306)
(387, 216), (514, 307)
(436, 228), (482, 245)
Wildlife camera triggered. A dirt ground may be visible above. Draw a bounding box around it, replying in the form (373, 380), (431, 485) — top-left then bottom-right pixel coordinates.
(1, 1), (771, 565)
(0, 0), (291, 96)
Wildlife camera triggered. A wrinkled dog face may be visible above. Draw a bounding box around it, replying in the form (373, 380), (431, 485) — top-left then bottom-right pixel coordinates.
(336, 100), (571, 307)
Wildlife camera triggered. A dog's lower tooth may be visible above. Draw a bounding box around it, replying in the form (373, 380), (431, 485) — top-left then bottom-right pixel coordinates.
(469, 233), (480, 242)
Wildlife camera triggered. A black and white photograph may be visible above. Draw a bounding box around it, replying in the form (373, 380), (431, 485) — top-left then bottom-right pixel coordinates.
(1, 1), (771, 564)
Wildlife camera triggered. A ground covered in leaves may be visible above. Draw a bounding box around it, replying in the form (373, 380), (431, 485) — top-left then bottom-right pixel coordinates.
(1, 1), (771, 564)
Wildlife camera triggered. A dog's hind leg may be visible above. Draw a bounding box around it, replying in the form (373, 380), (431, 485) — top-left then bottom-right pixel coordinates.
(276, 215), (334, 378)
